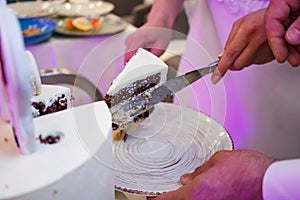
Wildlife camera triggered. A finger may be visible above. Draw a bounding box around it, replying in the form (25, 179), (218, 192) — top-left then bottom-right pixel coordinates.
(264, 0), (291, 62)
(215, 29), (248, 78)
(287, 45), (300, 66)
(233, 40), (274, 68)
(252, 44), (275, 65)
(124, 50), (137, 63)
(149, 48), (165, 57)
(286, 16), (300, 45)
(211, 20), (242, 84)
(180, 157), (215, 185)
(224, 19), (243, 49)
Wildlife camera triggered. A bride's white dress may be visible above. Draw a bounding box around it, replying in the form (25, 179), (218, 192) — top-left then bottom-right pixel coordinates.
(176, 0), (300, 160)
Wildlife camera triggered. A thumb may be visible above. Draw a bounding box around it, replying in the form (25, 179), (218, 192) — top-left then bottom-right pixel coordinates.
(180, 160), (214, 185)
(286, 16), (300, 45)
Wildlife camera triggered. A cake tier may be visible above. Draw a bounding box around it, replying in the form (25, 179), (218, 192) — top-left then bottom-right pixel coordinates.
(0, 101), (114, 200)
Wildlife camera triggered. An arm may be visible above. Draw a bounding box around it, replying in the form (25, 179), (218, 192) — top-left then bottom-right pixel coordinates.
(125, 0), (185, 62)
(263, 159), (300, 199)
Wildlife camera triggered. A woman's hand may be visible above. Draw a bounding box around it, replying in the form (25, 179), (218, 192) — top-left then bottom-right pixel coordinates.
(125, 23), (172, 62)
(212, 8), (274, 84)
(124, 0), (185, 63)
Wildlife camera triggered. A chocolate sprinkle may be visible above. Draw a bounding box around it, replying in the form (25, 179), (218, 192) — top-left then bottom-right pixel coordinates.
(38, 134), (61, 144)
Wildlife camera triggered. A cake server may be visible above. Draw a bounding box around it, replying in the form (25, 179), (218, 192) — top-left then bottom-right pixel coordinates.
(119, 60), (219, 120)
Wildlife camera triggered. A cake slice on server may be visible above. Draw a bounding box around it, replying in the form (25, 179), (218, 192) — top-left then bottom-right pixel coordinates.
(104, 48), (168, 140)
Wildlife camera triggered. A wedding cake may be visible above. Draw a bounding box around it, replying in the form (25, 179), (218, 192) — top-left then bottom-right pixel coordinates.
(0, 102), (115, 200)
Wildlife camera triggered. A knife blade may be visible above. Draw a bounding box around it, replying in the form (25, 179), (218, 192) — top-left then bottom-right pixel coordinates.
(119, 60), (219, 119)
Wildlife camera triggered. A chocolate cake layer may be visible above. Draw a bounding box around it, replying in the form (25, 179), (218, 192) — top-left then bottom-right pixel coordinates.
(104, 73), (161, 108)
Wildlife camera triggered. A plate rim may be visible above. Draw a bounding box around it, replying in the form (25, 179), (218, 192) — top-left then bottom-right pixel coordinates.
(56, 1), (115, 17)
(8, 1), (60, 19)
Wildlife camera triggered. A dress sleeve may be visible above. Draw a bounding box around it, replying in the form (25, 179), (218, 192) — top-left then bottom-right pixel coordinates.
(262, 159), (300, 199)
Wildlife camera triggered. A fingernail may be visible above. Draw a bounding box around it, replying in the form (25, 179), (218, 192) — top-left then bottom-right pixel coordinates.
(218, 51), (224, 59)
(287, 27), (300, 45)
(181, 173), (191, 181)
(211, 74), (221, 84)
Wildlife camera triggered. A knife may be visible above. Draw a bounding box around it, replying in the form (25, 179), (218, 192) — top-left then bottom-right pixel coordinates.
(118, 60), (219, 121)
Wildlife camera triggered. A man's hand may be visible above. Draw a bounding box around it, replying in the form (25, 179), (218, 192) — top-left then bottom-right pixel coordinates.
(264, 0), (300, 66)
(154, 150), (274, 200)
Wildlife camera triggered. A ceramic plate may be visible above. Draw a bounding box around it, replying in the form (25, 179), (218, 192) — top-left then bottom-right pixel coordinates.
(114, 103), (233, 196)
(20, 18), (57, 45)
(56, 1), (114, 17)
(8, 1), (63, 19)
(55, 14), (127, 36)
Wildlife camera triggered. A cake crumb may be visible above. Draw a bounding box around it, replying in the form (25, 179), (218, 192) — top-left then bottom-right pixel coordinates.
(38, 134), (61, 144)
(53, 189), (58, 195)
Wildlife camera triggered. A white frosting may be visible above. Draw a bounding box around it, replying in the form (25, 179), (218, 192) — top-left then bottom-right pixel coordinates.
(107, 48), (168, 95)
(31, 85), (72, 117)
(0, 101), (115, 199)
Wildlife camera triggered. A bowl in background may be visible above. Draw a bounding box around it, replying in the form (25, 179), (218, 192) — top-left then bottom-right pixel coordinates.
(19, 18), (57, 45)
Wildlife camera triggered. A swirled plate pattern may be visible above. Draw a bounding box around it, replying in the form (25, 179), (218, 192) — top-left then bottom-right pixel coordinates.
(114, 103), (233, 197)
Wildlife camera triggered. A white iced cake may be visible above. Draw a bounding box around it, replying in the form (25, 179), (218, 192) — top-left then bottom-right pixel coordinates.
(31, 85), (72, 118)
(104, 48), (168, 140)
(0, 101), (115, 200)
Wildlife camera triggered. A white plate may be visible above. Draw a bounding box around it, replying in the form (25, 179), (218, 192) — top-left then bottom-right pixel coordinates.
(56, 1), (114, 17)
(55, 14), (127, 36)
(114, 103), (233, 196)
(8, 1), (63, 19)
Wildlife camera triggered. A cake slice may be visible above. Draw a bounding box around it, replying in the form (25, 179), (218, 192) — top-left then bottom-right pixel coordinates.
(104, 48), (168, 140)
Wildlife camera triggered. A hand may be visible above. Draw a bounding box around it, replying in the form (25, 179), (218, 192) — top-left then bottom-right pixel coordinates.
(264, 0), (300, 66)
(124, 23), (172, 63)
(154, 150), (274, 200)
(124, 0), (184, 63)
(211, 8), (274, 84)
